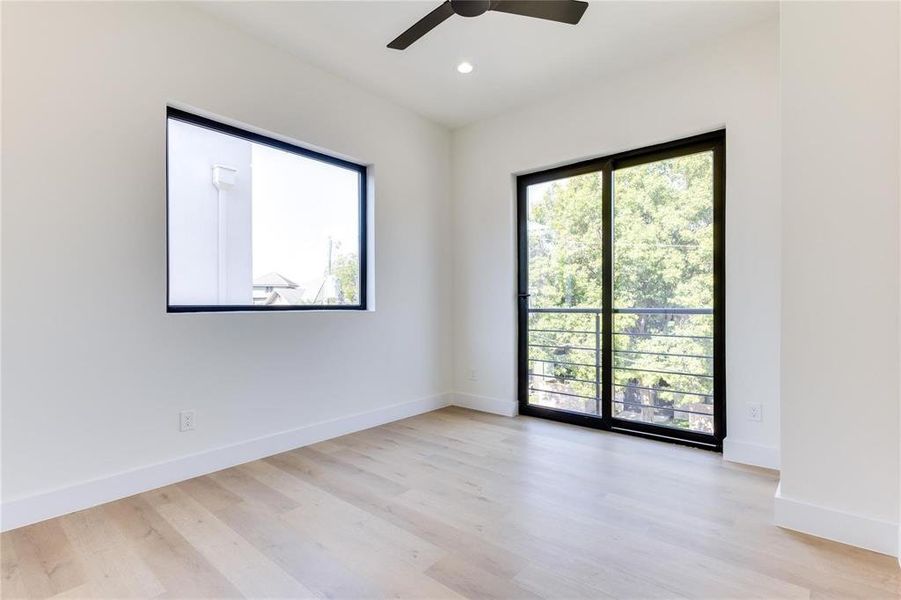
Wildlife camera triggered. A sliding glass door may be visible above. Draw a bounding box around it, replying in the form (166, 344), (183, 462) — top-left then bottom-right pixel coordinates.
(517, 132), (725, 449)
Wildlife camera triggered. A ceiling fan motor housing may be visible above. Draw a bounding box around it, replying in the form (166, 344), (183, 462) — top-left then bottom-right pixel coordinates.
(451, 0), (493, 18)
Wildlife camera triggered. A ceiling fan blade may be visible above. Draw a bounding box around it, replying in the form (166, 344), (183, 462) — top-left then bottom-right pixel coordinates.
(388, 1), (455, 50)
(490, 0), (588, 25)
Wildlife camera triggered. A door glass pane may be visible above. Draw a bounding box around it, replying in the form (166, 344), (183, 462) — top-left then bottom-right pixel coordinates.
(612, 151), (715, 433)
(525, 172), (603, 415)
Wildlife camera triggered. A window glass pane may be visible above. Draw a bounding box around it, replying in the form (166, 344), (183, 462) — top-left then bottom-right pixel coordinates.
(612, 312), (714, 433)
(527, 173), (603, 309)
(612, 151), (714, 433)
(167, 115), (362, 309)
(250, 144), (360, 307)
(613, 152), (713, 309)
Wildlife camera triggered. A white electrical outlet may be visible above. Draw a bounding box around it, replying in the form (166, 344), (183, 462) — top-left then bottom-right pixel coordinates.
(468, 369), (478, 381)
(747, 403), (762, 422)
(179, 410), (196, 432)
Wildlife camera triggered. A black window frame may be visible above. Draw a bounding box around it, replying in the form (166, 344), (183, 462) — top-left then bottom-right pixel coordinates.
(166, 106), (368, 313)
(517, 130), (726, 451)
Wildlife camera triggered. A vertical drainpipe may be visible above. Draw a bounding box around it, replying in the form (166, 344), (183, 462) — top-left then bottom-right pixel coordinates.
(212, 165), (238, 304)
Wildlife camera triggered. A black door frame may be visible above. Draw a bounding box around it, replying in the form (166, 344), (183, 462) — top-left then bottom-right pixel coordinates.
(516, 130), (726, 451)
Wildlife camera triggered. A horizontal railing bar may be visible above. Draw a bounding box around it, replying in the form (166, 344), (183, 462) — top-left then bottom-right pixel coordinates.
(529, 387), (597, 401)
(613, 383), (711, 398)
(528, 307), (601, 314)
(530, 373), (599, 386)
(613, 332), (713, 340)
(529, 358), (596, 369)
(613, 308), (712, 315)
(529, 328), (596, 335)
(527, 307), (712, 315)
(614, 349), (713, 360)
(528, 343), (597, 353)
(531, 343), (712, 360)
(613, 401), (714, 418)
(528, 374), (712, 398)
(615, 243), (706, 249)
(613, 366), (714, 379)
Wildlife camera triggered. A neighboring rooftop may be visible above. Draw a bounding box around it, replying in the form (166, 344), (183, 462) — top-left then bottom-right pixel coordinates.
(253, 272), (298, 289)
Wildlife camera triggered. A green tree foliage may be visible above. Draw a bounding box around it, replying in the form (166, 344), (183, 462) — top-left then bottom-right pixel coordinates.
(526, 152), (714, 432)
(333, 250), (359, 304)
(528, 172), (604, 309)
(614, 155), (713, 309)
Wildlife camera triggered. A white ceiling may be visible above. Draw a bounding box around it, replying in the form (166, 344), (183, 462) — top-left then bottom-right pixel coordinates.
(197, 1), (778, 128)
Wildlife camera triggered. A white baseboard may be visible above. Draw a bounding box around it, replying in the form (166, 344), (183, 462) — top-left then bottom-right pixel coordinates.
(452, 392), (518, 417)
(723, 438), (780, 470)
(774, 482), (899, 557)
(1, 393), (452, 532)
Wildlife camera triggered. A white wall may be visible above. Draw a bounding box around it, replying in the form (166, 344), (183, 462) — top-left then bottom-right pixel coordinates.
(451, 20), (781, 468)
(1, 1), (452, 526)
(167, 120), (253, 306)
(777, 1), (900, 556)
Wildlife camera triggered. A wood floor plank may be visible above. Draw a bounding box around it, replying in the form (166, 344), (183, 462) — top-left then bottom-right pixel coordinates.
(176, 476), (242, 513)
(102, 495), (241, 599)
(4, 520), (83, 599)
(208, 466), (299, 513)
(513, 562), (621, 600)
(266, 443), (530, 580)
(152, 487), (316, 599)
(1, 533), (30, 599)
(58, 506), (165, 599)
(279, 505), (466, 599)
(211, 501), (379, 599)
(238, 459), (449, 574)
(424, 554), (540, 600)
(2, 407), (898, 599)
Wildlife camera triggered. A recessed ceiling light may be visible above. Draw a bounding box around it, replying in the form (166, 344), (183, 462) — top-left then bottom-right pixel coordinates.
(457, 61), (474, 74)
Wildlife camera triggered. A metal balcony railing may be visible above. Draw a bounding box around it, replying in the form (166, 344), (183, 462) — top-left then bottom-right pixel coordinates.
(526, 307), (715, 433)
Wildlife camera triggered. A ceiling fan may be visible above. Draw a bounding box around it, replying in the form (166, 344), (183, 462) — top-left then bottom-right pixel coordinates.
(387, 0), (589, 50)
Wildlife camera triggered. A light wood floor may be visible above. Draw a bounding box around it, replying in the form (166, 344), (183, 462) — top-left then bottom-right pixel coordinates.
(2, 407), (899, 599)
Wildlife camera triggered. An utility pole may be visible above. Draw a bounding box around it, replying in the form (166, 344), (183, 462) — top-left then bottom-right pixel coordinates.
(327, 236), (333, 275)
